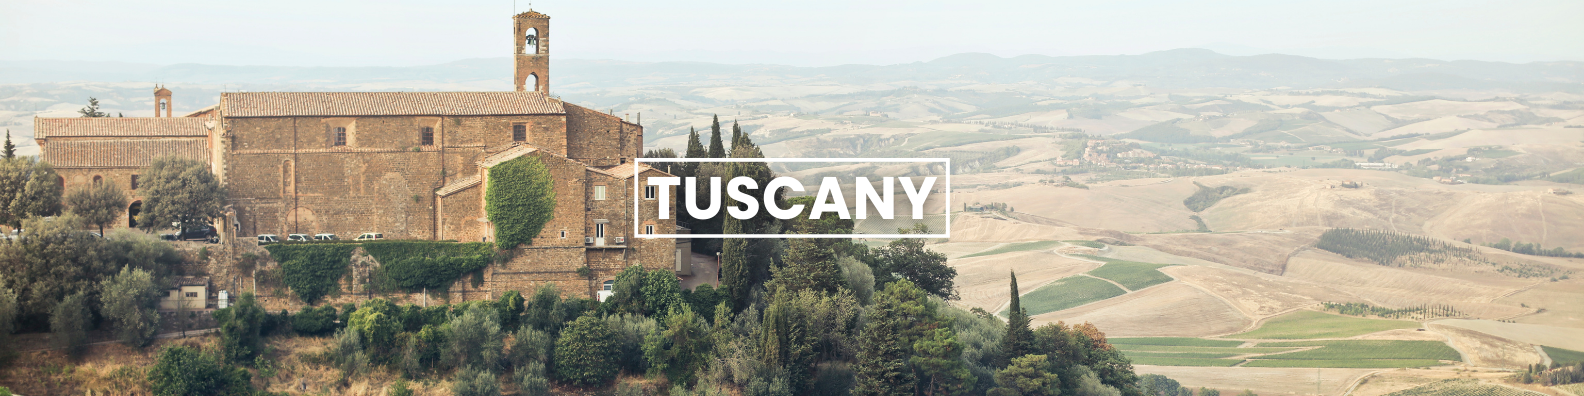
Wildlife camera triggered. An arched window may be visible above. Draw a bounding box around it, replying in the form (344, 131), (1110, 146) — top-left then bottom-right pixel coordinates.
(56, 175), (64, 190)
(525, 28), (539, 54)
(128, 201), (142, 228)
(92, 175), (102, 186)
(527, 73), (540, 93)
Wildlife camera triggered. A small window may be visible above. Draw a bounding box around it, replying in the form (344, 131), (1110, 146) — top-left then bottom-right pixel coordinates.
(334, 127), (347, 146)
(593, 185), (607, 200)
(513, 124), (526, 142)
(93, 175), (102, 186)
(185, 292), (198, 298)
(421, 127), (434, 146)
(601, 280), (615, 291)
(645, 224), (655, 234)
(644, 185), (657, 200)
(130, 175), (139, 190)
(559, 230), (567, 239)
(595, 223), (606, 238)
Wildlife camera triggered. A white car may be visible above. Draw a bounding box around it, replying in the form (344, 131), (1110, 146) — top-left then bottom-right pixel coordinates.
(257, 234), (280, 244)
(354, 232), (384, 241)
(287, 234), (310, 242)
(313, 233), (339, 241)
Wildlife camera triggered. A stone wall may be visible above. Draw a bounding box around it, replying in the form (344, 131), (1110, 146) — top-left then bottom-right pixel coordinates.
(564, 104), (641, 167)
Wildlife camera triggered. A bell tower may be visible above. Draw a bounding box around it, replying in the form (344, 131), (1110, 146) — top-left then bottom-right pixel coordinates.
(154, 85), (173, 117)
(513, 10), (550, 93)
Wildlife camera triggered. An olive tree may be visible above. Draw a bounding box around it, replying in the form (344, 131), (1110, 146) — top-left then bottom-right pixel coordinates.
(99, 266), (162, 347)
(137, 156), (223, 235)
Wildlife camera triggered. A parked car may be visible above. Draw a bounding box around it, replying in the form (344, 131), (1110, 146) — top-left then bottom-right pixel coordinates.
(313, 233), (338, 241)
(257, 234), (280, 244)
(287, 234), (310, 242)
(354, 232), (384, 241)
(181, 225), (218, 240)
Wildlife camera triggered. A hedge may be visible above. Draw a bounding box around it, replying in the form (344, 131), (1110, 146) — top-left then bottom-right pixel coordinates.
(485, 155), (556, 249)
(363, 241), (493, 292)
(266, 244), (358, 304)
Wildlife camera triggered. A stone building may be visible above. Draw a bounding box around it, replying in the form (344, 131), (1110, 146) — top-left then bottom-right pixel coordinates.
(33, 10), (683, 300)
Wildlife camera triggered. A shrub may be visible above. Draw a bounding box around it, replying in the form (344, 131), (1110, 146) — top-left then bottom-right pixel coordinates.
(514, 361), (551, 396)
(214, 293), (266, 364)
(332, 327), (370, 381)
(604, 313), (659, 373)
(508, 327), (552, 369)
(50, 291), (91, 358)
(555, 315), (619, 386)
(485, 155), (556, 249)
(451, 367), (502, 396)
(266, 244), (357, 303)
(388, 379), (413, 396)
(291, 305), (338, 336)
(147, 345), (253, 396)
(347, 299), (401, 356)
(98, 266), (161, 347)
(448, 303), (505, 372)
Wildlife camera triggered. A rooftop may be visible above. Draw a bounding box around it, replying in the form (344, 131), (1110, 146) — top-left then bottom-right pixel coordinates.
(42, 139), (208, 168)
(34, 117), (211, 139)
(223, 91), (565, 117)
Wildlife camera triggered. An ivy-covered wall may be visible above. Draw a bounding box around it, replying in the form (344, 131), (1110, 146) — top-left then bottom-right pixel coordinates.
(486, 155), (557, 249)
(265, 244), (359, 304)
(363, 241), (493, 292)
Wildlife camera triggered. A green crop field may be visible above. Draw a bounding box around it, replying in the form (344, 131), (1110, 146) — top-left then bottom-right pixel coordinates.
(1114, 345), (1298, 354)
(1255, 340), (1461, 361)
(962, 241), (1064, 259)
(1232, 310), (1419, 339)
(1085, 261), (1175, 290)
(1121, 351), (1245, 359)
(1008, 275), (1126, 316)
(1542, 346), (1584, 365)
(1385, 379), (1546, 396)
(1063, 240), (1105, 249)
(1242, 359), (1445, 368)
(1128, 356), (1244, 367)
(1111, 337), (1244, 347)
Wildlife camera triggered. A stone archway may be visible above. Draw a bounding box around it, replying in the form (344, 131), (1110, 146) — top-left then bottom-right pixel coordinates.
(128, 201), (142, 228)
(285, 207), (320, 235)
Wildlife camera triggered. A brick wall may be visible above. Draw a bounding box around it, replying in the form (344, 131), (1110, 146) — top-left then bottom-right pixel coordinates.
(564, 104), (641, 166)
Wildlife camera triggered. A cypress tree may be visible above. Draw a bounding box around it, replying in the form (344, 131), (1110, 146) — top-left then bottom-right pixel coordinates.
(682, 126), (706, 177)
(1001, 271), (1034, 367)
(707, 115), (725, 158)
(3, 130), (13, 159)
(731, 121), (743, 151)
(720, 215), (749, 310)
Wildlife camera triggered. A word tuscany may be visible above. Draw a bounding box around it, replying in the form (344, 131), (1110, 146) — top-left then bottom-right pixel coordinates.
(647, 176), (937, 221)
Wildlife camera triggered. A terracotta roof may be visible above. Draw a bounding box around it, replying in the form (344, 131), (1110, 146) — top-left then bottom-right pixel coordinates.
(42, 139), (208, 168)
(477, 144), (540, 168)
(173, 276), (208, 286)
(517, 10), (550, 18)
(596, 163), (670, 179)
(183, 104), (218, 118)
(223, 91), (565, 117)
(436, 175), (481, 197)
(34, 117), (210, 138)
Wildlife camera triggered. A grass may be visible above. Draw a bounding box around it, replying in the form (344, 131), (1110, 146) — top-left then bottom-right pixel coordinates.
(1113, 345), (1298, 354)
(1110, 337), (1244, 347)
(1129, 356), (1243, 367)
(1476, 149), (1520, 158)
(1232, 310), (1419, 339)
(1542, 345), (1584, 365)
(1085, 261), (1175, 290)
(1256, 340), (1461, 361)
(1397, 148), (1438, 157)
(961, 241), (1063, 259)
(1007, 275), (1126, 316)
(1242, 359), (1445, 368)
(1063, 240), (1104, 249)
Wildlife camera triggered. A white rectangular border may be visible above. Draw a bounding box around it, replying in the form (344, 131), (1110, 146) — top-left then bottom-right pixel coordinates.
(633, 158), (950, 239)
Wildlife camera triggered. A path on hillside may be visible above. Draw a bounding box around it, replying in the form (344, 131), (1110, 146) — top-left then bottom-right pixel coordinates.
(17, 328), (220, 353)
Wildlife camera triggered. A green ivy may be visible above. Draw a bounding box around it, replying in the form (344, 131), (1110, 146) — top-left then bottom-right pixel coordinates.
(485, 155), (556, 249)
(363, 241), (493, 292)
(266, 244), (358, 304)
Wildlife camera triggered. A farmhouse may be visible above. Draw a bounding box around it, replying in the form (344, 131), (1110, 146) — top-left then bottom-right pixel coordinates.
(32, 10), (683, 299)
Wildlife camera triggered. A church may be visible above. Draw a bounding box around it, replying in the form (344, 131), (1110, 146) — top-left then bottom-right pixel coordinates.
(32, 10), (685, 299)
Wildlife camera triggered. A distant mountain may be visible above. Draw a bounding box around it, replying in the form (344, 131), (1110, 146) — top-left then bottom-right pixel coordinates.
(4, 49), (1582, 92)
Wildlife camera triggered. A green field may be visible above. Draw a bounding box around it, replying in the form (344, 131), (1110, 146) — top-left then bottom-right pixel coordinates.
(1542, 345), (1584, 365)
(1242, 359), (1445, 368)
(1008, 275), (1126, 316)
(1063, 240), (1105, 249)
(1114, 345), (1297, 354)
(1086, 261), (1175, 290)
(1111, 337), (1244, 347)
(1129, 356), (1244, 367)
(1232, 310), (1419, 339)
(962, 241), (1064, 259)
(1256, 340), (1461, 361)
(1122, 351), (1245, 359)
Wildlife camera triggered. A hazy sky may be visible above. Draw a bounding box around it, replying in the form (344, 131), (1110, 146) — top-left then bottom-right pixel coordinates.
(2, 0), (1580, 67)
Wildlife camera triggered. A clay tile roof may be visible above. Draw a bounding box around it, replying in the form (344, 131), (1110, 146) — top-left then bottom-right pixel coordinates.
(174, 276), (208, 286)
(223, 91), (564, 117)
(477, 144), (540, 168)
(183, 104), (218, 118)
(42, 139), (208, 168)
(436, 175), (481, 197)
(517, 10), (550, 18)
(34, 117), (210, 139)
